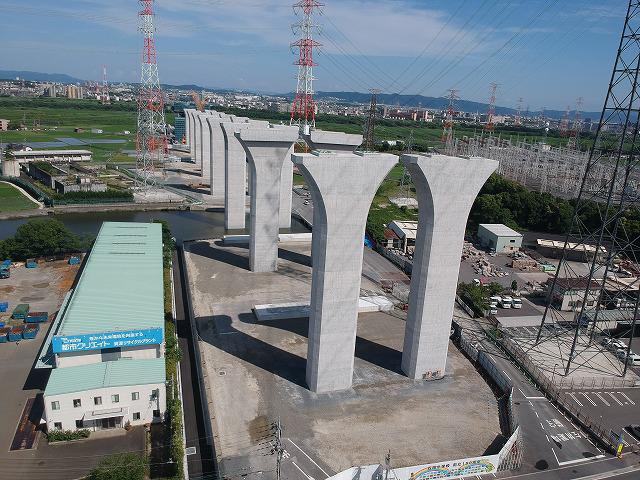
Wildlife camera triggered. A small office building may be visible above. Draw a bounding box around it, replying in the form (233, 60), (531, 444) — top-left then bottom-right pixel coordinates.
(477, 224), (523, 253)
(40, 222), (166, 432)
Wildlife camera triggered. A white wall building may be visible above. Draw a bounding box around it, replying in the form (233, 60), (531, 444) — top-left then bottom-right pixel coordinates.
(40, 222), (167, 433)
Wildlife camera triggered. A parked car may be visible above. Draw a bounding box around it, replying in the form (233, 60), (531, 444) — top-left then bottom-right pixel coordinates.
(617, 350), (640, 366)
(607, 339), (627, 352)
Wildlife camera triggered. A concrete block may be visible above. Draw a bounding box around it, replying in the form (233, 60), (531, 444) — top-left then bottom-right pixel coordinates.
(302, 130), (363, 152)
(237, 126), (300, 272)
(400, 154), (498, 381)
(292, 151), (398, 393)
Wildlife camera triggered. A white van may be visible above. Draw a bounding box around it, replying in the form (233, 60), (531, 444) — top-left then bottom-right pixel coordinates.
(511, 298), (522, 309)
(500, 296), (513, 309)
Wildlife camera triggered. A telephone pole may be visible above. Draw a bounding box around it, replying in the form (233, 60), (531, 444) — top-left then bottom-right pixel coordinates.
(363, 88), (381, 151)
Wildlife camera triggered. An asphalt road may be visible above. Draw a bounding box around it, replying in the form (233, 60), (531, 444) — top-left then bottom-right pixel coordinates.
(174, 248), (217, 479)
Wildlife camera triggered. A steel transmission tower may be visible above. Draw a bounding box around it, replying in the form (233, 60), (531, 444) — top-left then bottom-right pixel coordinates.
(535, 0), (640, 378)
(515, 97), (524, 126)
(567, 96), (584, 150)
(101, 65), (111, 105)
(136, 0), (167, 189)
(484, 82), (498, 132)
(290, 0), (323, 135)
(442, 89), (459, 152)
(363, 89), (381, 151)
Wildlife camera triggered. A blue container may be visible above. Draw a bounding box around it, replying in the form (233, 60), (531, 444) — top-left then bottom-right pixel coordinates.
(26, 261), (37, 269)
(0, 328), (9, 343)
(22, 324), (39, 340)
(68, 257), (80, 266)
(1, 260), (10, 268)
(0, 302), (8, 313)
(8, 326), (24, 342)
(0, 322), (5, 328)
(25, 312), (48, 324)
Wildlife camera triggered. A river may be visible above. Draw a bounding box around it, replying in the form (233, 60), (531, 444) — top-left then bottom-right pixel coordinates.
(0, 210), (310, 243)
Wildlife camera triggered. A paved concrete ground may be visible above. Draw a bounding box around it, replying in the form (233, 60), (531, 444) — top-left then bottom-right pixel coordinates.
(185, 240), (503, 479)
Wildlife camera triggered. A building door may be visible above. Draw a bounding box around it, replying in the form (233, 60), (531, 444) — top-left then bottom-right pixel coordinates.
(100, 417), (121, 429)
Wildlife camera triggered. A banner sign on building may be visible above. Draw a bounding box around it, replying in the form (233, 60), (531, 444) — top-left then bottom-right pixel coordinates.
(52, 328), (164, 353)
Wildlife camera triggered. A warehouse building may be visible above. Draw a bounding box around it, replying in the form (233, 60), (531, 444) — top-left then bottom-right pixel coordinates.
(41, 222), (166, 433)
(477, 224), (523, 253)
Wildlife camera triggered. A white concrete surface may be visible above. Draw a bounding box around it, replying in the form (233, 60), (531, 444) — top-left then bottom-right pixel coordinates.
(222, 233), (313, 245)
(292, 151), (399, 393)
(302, 130), (363, 152)
(237, 125), (300, 272)
(253, 296), (394, 321)
(400, 154), (498, 380)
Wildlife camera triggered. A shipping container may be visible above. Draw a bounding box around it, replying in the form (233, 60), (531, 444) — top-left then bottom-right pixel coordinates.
(68, 256), (81, 266)
(11, 304), (30, 320)
(1, 260), (11, 268)
(22, 324), (39, 340)
(0, 302), (8, 313)
(8, 325), (25, 342)
(0, 327), (10, 343)
(25, 312), (49, 324)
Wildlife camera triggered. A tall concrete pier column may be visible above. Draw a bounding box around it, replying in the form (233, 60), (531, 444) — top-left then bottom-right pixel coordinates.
(185, 109), (197, 158)
(220, 119), (268, 230)
(279, 144), (294, 229)
(197, 113), (214, 184)
(205, 114), (230, 196)
(401, 154), (498, 380)
(237, 126), (299, 272)
(292, 151), (398, 393)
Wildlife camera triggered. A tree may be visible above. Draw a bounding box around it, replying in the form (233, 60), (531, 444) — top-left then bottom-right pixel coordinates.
(88, 453), (147, 480)
(511, 280), (518, 292)
(7, 218), (81, 260)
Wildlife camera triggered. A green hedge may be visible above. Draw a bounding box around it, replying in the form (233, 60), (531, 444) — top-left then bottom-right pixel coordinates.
(47, 429), (90, 442)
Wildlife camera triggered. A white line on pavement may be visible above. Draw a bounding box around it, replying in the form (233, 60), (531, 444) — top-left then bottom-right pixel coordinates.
(288, 438), (330, 478)
(551, 448), (560, 466)
(292, 461), (313, 480)
(556, 455), (606, 467)
(581, 392), (597, 406)
(502, 370), (512, 381)
(535, 411), (539, 418)
(594, 392), (610, 407)
(618, 391), (636, 405)
(568, 392), (584, 407)
(607, 392), (624, 406)
(545, 434), (550, 443)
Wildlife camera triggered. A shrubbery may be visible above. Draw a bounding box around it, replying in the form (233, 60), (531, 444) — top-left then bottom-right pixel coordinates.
(457, 282), (504, 317)
(88, 453), (148, 480)
(47, 429), (90, 442)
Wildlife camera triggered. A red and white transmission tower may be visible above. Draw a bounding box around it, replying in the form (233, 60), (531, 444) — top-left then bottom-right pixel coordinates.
(290, 0), (323, 135)
(559, 105), (571, 137)
(101, 65), (111, 105)
(441, 89), (459, 150)
(484, 82), (498, 132)
(567, 96), (584, 150)
(137, 0), (167, 189)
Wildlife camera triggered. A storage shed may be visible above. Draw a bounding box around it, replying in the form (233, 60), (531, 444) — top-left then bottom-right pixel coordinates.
(477, 224), (523, 253)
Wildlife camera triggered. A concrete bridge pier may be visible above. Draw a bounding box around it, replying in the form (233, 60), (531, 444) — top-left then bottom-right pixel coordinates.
(220, 118), (268, 230)
(400, 154), (498, 381)
(292, 151), (398, 393)
(237, 126), (300, 272)
(205, 114), (231, 196)
(302, 130), (363, 152)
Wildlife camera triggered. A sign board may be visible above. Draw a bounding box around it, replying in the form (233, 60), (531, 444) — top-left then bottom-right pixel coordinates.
(52, 328), (164, 353)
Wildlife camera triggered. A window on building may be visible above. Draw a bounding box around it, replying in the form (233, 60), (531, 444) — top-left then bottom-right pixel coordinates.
(133, 412), (141, 421)
(94, 396), (102, 406)
(510, 239), (516, 243)
(73, 399), (81, 408)
(153, 409), (160, 418)
(150, 389), (159, 401)
(111, 394), (120, 404)
(54, 422), (62, 430)
(132, 392), (139, 401)
(76, 420), (83, 429)
(51, 401), (60, 411)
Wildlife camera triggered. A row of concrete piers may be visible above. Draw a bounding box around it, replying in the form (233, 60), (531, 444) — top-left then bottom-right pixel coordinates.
(184, 108), (498, 393)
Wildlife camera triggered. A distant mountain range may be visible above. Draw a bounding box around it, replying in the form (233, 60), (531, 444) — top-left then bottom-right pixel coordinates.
(0, 69), (600, 121)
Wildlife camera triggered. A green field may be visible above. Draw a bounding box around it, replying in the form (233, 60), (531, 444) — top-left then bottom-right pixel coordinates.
(0, 98), (175, 163)
(0, 181), (39, 212)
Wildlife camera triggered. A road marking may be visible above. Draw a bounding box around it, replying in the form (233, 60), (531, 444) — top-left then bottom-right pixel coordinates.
(534, 411), (539, 418)
(551, 448), (560, 466)
(594, 392), (610, 406)
(581, 392), (597, 406)
(545, 434), (550, 443)
(540, 422), (545, 430)
(618, 391), (636, 405)
(292, 461), (314, 480)
(568, 392), (583, 406)
(607, 392), (624, 406)
(502, 370), (512, 380)
(556, 455), (606, 466)
(525, 396), (545, 400)
(288, 438), (330, 478)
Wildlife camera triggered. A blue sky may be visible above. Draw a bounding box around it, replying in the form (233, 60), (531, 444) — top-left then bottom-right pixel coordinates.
(0, 0), (628, 111)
